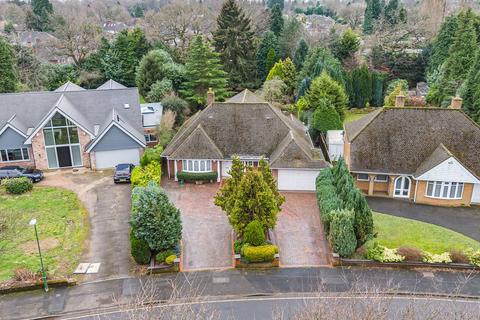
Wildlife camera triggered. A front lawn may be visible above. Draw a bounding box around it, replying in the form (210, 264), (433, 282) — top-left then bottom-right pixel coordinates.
(372, 212), (480, 254)
(0, 186), (88, 281)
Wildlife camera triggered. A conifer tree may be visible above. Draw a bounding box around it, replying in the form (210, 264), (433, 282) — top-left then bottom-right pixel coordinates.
(350, 64), (372, 108)
(331, 28), (360, 61)
(265, 48), (277, 77)
(277, 18), (303, 59)
(0, 37), (17, 93)
(298, 47), (345, 87)
(214, 157), (244, 215)
(371, 72), (387, 107)
(293, 38), (309, 70)
(310, 98), (343, 140)
(256, 31), (278, 82)
(269, 3), (284, 36)
(460, 49), (480, 119)
(213, 0), (256, 89)
(266, 57), (297, 96)
(180, 36), (229, 108)
(259, 158), (285, 211)
(363, 0), (384, 35)
(29, 0), (53, 31)
(267, 0), (284, 10)
(305, 72), (348, 120)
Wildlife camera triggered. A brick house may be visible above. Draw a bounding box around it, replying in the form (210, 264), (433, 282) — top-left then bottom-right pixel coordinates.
(161, 90), (329, 191)
(0, 80), (146, 170)
(343, 99), (480, 207)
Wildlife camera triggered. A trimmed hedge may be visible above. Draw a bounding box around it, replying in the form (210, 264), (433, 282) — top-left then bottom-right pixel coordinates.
(1, 177), (33, 194)
(242, 244), (278, 263)
(244, 220), (265, 246)
(177, 171), (218, 182)
(131, 162), (161, 188)
(328, 209), (357, 258)
(130, 231), (151, 265)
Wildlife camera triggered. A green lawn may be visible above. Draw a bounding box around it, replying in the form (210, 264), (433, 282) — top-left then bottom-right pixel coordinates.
(0, 186), (88, 281)
(344, 110), (372, 124)
(372, 212), (480, 254)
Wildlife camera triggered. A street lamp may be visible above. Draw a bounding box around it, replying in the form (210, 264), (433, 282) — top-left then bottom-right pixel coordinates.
(29, 218), (48, 292)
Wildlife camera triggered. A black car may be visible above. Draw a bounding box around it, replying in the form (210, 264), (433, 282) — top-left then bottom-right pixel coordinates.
(114, 163), (135, 183)
(0, 166), (44, 182)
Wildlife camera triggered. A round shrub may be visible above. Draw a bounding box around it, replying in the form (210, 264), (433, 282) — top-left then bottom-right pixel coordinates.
(328, 209), (357, 258)
(242, 244), (278, 263)
(165, 255), (177, 265)
(244, 220), (265, 246)
(1, 177), (33, 194)
(130, 231), (151, 265)
(156, 249), (176, 263)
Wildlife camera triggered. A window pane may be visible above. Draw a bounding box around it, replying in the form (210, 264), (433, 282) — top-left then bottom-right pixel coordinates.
(53, 128), (69, 145)
(46, 147), (58, 168)
(403, 178), (410, 189)
(395, 178), (402, 188)
(22, 148), (29, 160)
(358, 174), (368, 180)
(43, 129), (55, 146)
(449, 183), (457, 199)
(457, 183), (464, 198)
(434, 182), (441, 197)
(69, 127), (79, 143)
(188, 160), (192, 171)
(427, 182), (434, 196)
(51, 113), (67, 127)
(7, 149), (22, 161)
(207, 161), (212, 171)
(0, 150), (7, 161)
(442, 182), (449, 198)
(194, 160), (199, 171)
(71, 145), (82, 166)
(200, 160), (205, 171)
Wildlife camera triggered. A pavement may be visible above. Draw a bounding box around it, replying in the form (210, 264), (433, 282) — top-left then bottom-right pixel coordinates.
(1, 267), (480, 320)
(367, 197), (480, 241)
(39, 169), (133, 281)
(275, 193), (330, 267)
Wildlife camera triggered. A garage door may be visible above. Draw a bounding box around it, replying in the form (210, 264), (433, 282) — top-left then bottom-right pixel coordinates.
(95, 149), (140, 169)
(277, 169), (320, 191)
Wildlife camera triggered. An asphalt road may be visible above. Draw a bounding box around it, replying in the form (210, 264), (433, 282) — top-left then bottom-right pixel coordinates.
(60, 294), (480, 320)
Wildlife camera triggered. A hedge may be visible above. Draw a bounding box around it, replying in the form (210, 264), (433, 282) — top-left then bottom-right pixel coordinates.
(1, 177), (33, 194)
(242, 244), (278, 263)
(131, 162), (161, 188)
(130, 231), (151, 265)
(176, 171), (218, 182)
(328, 209), (357, 257)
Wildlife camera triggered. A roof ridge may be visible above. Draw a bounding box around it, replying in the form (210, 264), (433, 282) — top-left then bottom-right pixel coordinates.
(347, 108), (384, 142)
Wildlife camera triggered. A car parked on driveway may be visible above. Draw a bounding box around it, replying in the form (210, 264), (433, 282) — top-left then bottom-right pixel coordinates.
(0, 166), (44, 182)
(114, 163), (135, 183)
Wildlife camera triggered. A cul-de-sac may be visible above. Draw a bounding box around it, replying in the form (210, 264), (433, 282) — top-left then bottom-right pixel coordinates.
(1, 0), (480, 319)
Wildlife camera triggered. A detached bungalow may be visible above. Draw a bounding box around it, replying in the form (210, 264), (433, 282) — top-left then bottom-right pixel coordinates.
(343, 99), (480, 207)
(161, 90), (329, 191)
(0, 80), (146, 170)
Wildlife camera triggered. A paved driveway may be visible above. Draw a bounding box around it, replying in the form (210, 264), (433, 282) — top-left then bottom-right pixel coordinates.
(40, 169), (132, 281)
(163, 181), (233, 271)
(275, 193), (330, 267)
(367, 197), (480, 241)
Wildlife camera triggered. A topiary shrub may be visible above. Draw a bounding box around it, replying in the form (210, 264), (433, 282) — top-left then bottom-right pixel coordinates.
(156, 249), (176, 263)
(244, 220), (265, 246)
(242, 244), (278, 263)
(165, 255), (177, 265)
(176, 171), (218, 182)
(130, 231), (151, 265)
(328, 209), (357, 258)
(1, 177), (33, 194)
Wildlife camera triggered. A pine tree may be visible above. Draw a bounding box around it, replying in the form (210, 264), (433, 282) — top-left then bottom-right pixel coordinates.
(310, 98), (343, 140)
(266, 57), (297, 96)
(350, 64), (372, 108)
(267, 0), (284, 10)
(305, 72), (348, 120)
(269, 3), (284, 36)
(213, 0), (257, 89)
(427, 15), (459, 79)
(371, 72), (387, 107)
(298, 47), (345, 87)
(265, 48), (277, 77)
(30, 0), (53, 31)
(384, 0), (399, 24)
(0, 37), (17, 93)
(363, 0), (384, 35)
(277, 17), (303, 59)
(256, 31), (278, 82)
(293, 38), (309, 70)
(460, 49), (480, 118)
(331, 28), (360, 61)
(214, 157), (245, 215)
(258, 158), (285, 211)
(180, 36), (229, 108)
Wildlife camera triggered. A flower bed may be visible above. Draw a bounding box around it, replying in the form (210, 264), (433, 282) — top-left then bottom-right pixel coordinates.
(232, 230), (280, 269)
(147, 242), (182, 274)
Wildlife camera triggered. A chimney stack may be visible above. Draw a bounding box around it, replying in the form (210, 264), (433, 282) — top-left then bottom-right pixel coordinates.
(207, 88), (215, 106)
(450, 96), (463, 109)
(395, 94), (405, 108)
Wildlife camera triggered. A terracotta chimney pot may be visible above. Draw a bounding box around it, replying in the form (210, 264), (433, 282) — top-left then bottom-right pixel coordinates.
(395, 94), (405, 108)
(207, 88), (215, 106)
(451, 96), (463, 109)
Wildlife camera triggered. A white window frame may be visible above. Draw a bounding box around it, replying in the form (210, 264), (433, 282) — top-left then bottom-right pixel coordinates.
(182, 159), (213, 173)
(357, 173), (369, 181)
(425, 181), (464, 200)
(394, 176), (411, 198)
(0, 148), (30, 162)
(144, 133), (157, 143)
(374, 175), (388, 182)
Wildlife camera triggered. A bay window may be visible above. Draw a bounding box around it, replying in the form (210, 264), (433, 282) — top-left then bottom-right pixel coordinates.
(182, 159), (212, 172)
(426, 181), (464, 199)
(0, 148), (30, 162)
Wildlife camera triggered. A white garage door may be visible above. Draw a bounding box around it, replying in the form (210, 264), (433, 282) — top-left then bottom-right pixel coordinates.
(277, 169), (320, 191)
(95, 149), (140, 169)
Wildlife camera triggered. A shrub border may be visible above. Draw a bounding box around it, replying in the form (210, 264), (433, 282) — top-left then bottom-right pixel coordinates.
(232, 230), (280, 269)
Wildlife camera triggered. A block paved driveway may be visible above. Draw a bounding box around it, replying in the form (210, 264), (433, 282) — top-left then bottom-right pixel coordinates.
(163, 181), (329, 270)
(39, 169), (132, 281)
(275, 193), (330, 267)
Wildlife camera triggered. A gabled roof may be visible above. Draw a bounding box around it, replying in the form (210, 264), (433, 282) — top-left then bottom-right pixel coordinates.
(97, 79), (127, 90)
(414, 144), (452, 178)
(346, 107), (480, 177)
(163, 91), (328, 169)
(226, 89), (266, 104)
(55, 81), (86, 92)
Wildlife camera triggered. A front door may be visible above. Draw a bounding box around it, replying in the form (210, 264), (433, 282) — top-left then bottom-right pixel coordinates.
(394, 176), (411, 198)
(57, 146), (72, 167)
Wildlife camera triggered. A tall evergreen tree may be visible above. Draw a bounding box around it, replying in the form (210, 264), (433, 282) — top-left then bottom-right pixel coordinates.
(256, 31), (278, 82)
(213, 0), (257, 89)
(277, 18), (303, 59)
(267, 0), (284, 10)
(266, 57), (297, 96)
(269, 3), (284, 36)
(180, 36), (229, 108)
(298, 47), (345, 87)
(293, 39), (309, 70)
(371, 72), (387, 107)
(0, 37), (17, 93)
(460, 49), (480, 119)
(310, 98), (343, 137)
(363, 0), (384, 35)
(305, 72), (348, 120)
(350, 65), (372, 108)
(29, 0), (53, 31)
(331, 28), (360, 61)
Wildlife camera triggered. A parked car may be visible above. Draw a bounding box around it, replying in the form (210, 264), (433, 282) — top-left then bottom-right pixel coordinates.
(0, 166), (44, 182)
(114, 163), (135, 183)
